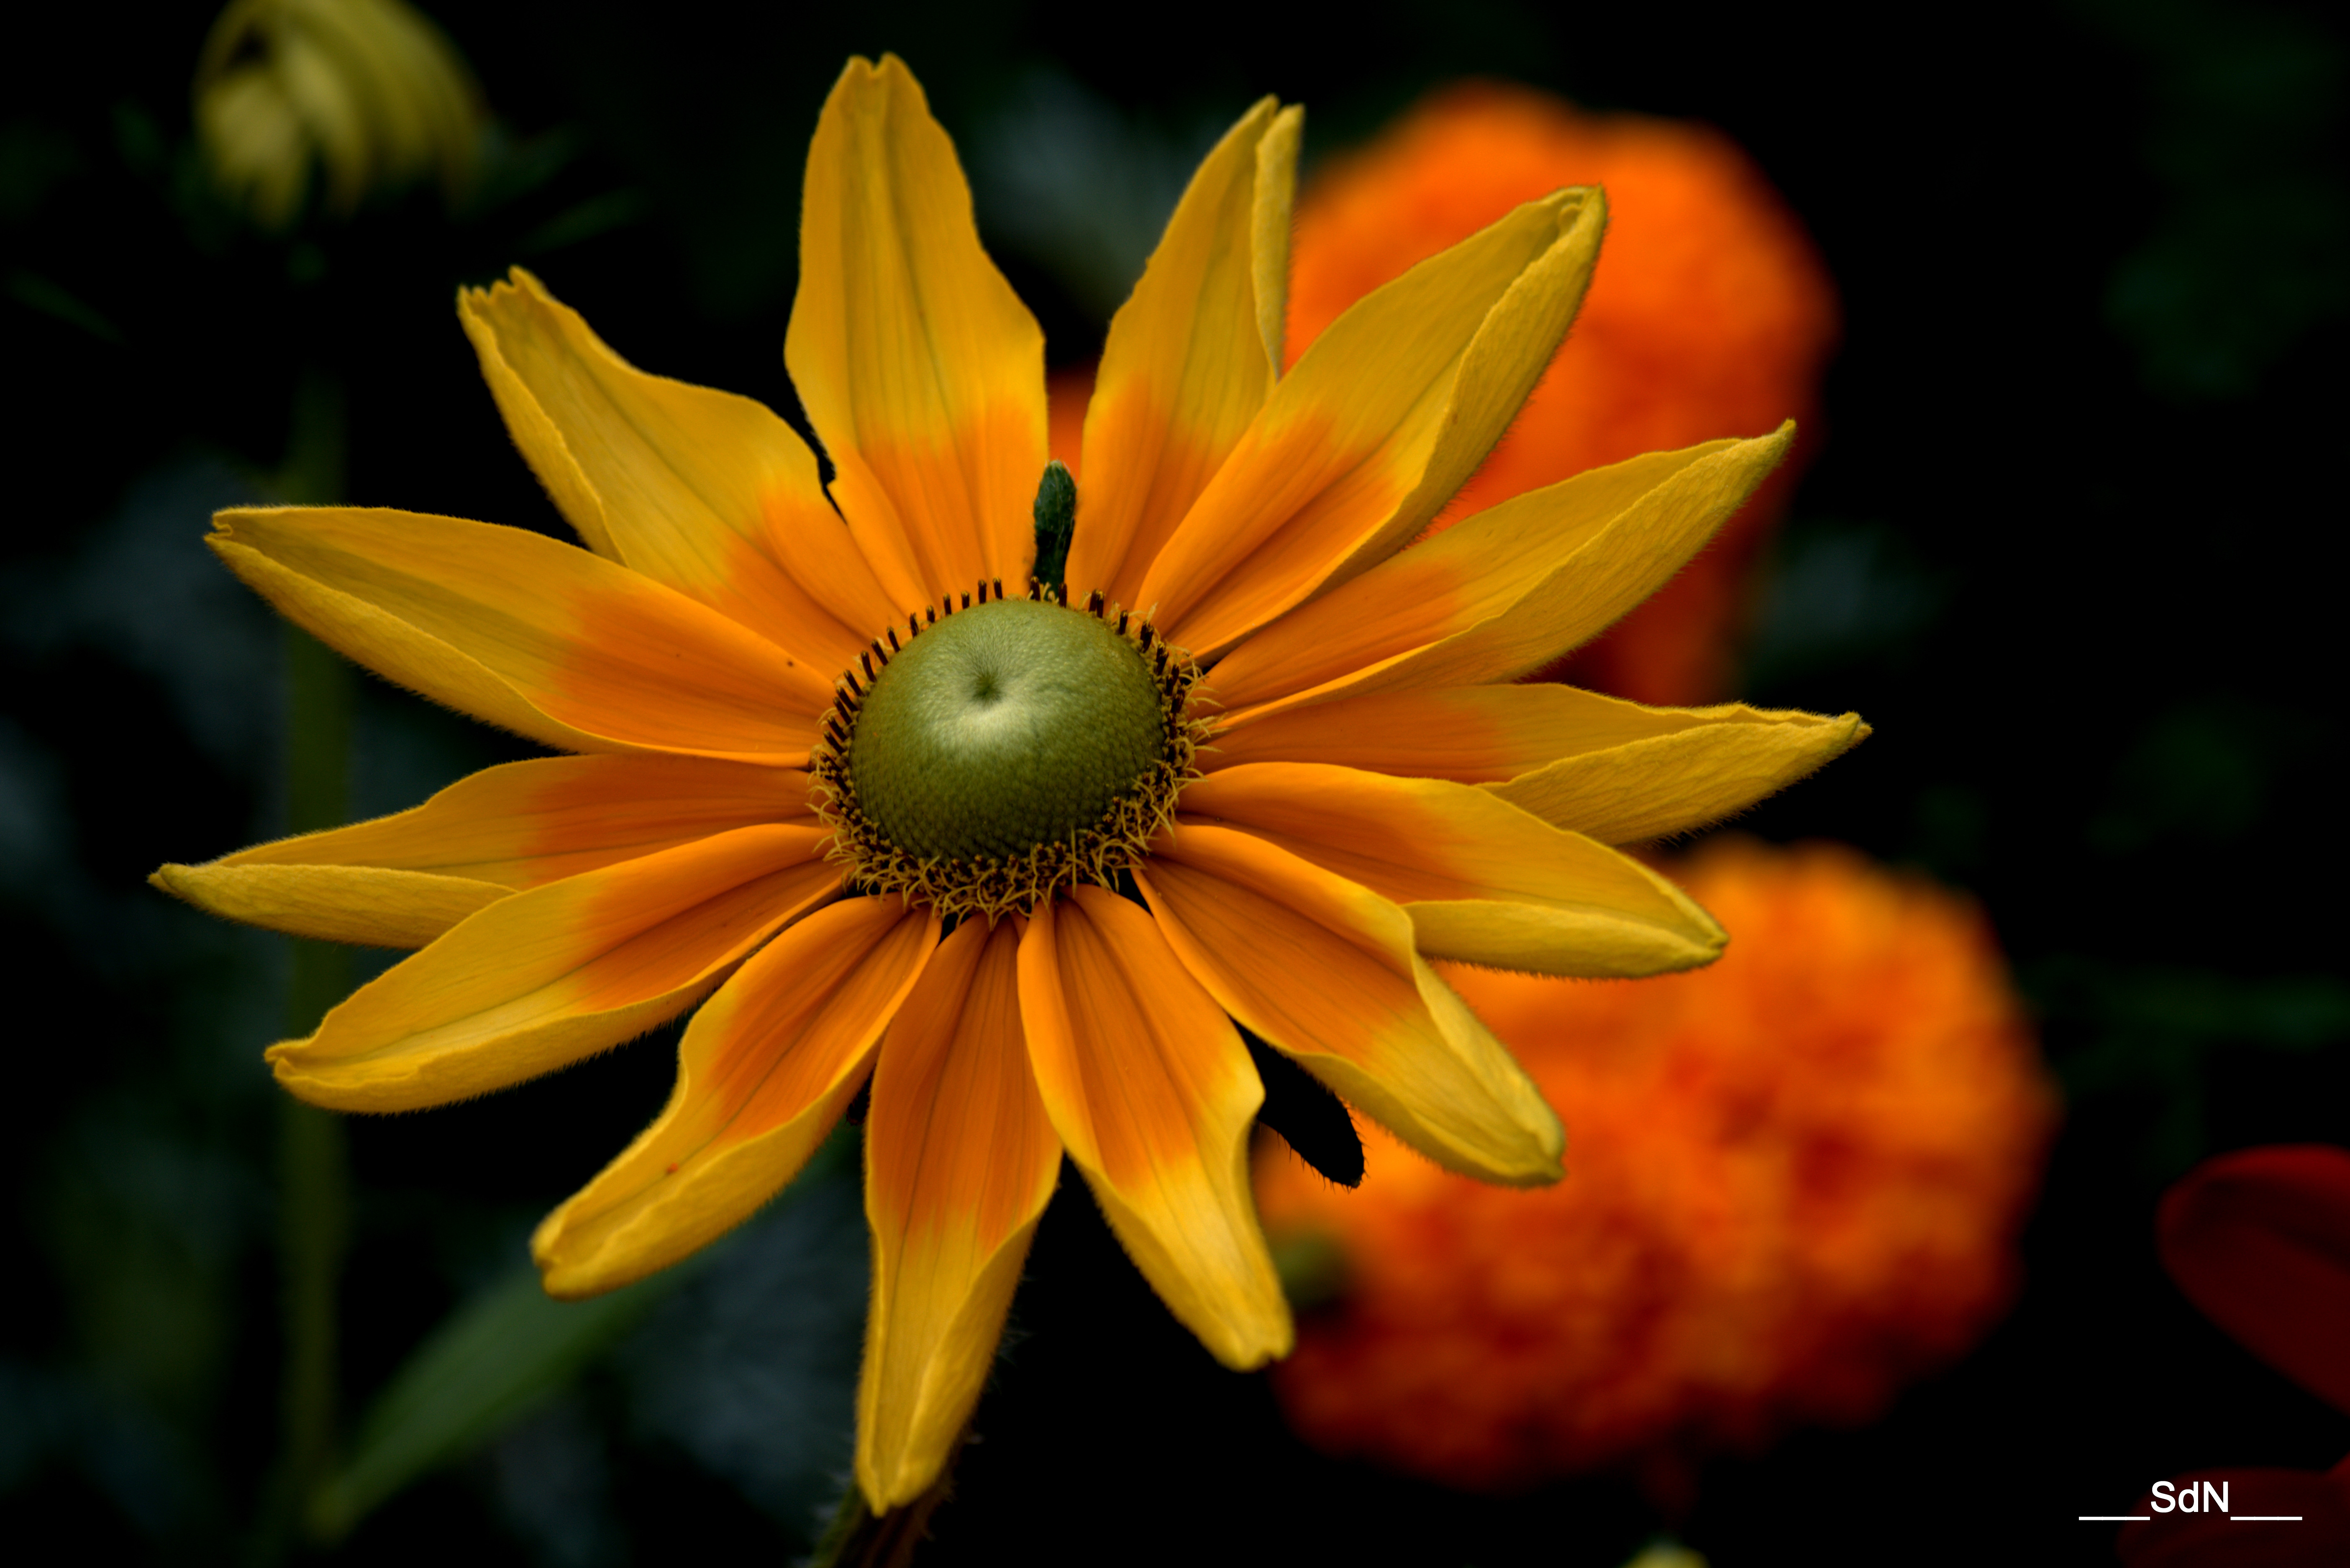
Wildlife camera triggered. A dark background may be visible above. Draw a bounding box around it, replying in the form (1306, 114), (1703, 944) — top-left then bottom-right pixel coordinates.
(4, 1), (2347, 1563)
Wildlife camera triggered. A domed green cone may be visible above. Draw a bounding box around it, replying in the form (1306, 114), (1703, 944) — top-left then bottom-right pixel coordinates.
(849, 598), (1167, 864)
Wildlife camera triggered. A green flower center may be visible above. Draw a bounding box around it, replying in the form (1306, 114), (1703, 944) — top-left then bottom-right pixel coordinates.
(810, 583), (1204, 921)
(850, 596), (1166, 863)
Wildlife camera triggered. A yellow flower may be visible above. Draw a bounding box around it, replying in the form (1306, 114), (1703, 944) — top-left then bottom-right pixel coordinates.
(154, 56), (1866, 1510)
(193, 0), (482, 230)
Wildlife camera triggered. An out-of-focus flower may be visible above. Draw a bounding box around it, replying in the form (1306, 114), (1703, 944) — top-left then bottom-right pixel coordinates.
(154, 56), (1867, 1513)
(2117, 1146), (2350, 1565)
(1258, 839), (2056, 1493)
(193, 0), (483, 230)
(2158, 1144), (2350, 1414)
(1286, 83), (1840, 706)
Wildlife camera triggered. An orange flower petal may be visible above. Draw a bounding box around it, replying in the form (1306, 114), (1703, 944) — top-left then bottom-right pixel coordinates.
(1207, 429), (1789, 717)
(1137, 823), (1560, 1185)
(2159, 1144), (2350, 1416)
(1137, 189), (1604, 658)
(857, 917), (1061, 1509)
(1065, 98), (1297, 608)
(459, 268), (898, 672)
(1179, 763), (1722, 977)
(1208, 685), (1866, 844)
(212, 507), (833, 763)
(1020, 888), (1291, 1368)
(533, 895), (939, 1296)
(267, 826), (838, 1111)
(788, 54), (1045, 608)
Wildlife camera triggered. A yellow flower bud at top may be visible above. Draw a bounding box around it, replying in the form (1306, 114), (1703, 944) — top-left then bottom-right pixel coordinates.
(192, 0), (483, 230)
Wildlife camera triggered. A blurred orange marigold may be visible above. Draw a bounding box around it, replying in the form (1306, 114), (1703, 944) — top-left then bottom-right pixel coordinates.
(1285, 84), (1840, 705)
(1255, 839), (2057, 1493)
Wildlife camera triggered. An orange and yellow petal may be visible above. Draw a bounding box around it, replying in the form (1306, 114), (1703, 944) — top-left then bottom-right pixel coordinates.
(153, 755), (817, 949)
(1180, 763), (1722, 977)
(533, 896), (939, 1297)
(1286, 84), (1840, 707)
(1137, 823), (1561, 1186)
(212, 507), (834, 762)
(267, 826), (839, 1111)
(1207, 685), (1866, 844)
(1136, 188), (1604, 659)
(151, 862), (505, 949)
(858, 917), (1062, 1509)
(1482, 704), (1867, 844)
(788, 54), (1045, 608)
(458, 269), (899, 672)
(1064, 98), (1297, 609)
(1207, 428), (1791, 717)
(1019, 888), (1291, 1368)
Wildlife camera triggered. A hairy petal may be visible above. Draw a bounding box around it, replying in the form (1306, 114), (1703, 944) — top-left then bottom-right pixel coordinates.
(534, 897), (938, 1296)
(1138, 823), (1561, 1185)
(789, 54), (1045, 608)
(268, 826), (839, 1110)
(1208, 428), (1791, 717)
(460, 268), (897, 669)
(1181, 763), (1723, 977)
(151, 862), (505, 949)
(1208, 684), (1867, 844)
(1067, 97), (1299, 608)
(154, 756), (817, 948)
(858, 918), (1061, 1509)
(1139, 189), (1605, 658)
(212, 507), (832, 762)
(1020, 888), (1290, 1368)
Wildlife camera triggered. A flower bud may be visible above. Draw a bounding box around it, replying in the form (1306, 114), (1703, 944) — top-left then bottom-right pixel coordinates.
(192, 0), (482, 230)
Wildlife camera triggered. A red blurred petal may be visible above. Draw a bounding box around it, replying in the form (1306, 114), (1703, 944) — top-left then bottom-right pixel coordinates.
(2117, 1463), (2350, 1567)
(2158, 1145), (2350, 1415)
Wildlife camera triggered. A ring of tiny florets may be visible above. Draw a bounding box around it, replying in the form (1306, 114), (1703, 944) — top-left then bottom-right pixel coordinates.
(807, 578), (1210, 923)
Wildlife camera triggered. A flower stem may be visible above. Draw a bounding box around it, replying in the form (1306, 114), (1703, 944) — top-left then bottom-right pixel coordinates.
(272, 367), (356, 1546)
(805, 1438), (963, 1568)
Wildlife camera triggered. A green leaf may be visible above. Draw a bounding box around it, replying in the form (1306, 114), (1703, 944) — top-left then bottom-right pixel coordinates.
(310, 1128), (856, 1540)
(307, 1261), (678, 1540)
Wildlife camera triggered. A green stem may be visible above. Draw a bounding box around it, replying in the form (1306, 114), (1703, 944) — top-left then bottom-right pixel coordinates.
(807, 1411), (965, 1568)
(806, 1472), (956, 1568)
(272, 369), (356, 1548)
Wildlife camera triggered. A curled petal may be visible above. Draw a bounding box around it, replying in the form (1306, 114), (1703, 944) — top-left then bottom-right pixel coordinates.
(858, 918), (1061, 1509)
(269, 826), (839, 1111)
(459, 269), (899, 670)
(1066, 97), (1299, 608)
(534, 896), (938, 1297)
(1020, 888), (1291, 1368)
(1209, 429), (1791, 717)
(789, 54), (1045, 607)
(212, 507), (833, 762)
(1139, 188), (1605, 658)
(2159, 1144), (2350, 1415)
(1180, 763), (1722, 977)
(1138, 822), (1561, 1185)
